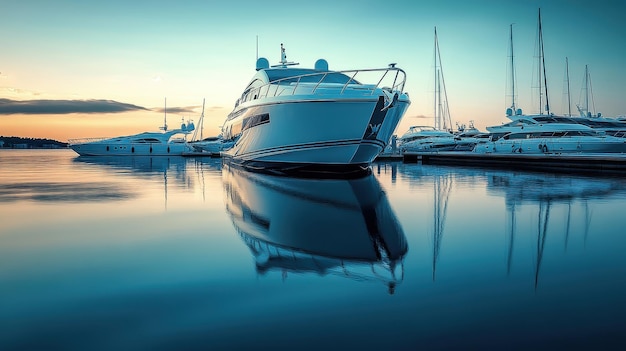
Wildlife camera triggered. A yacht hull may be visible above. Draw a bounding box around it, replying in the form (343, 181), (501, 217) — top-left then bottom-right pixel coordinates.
(69, 142), (191, 156)
(221, 96), (409, 174)
(474, 136), (626, 154)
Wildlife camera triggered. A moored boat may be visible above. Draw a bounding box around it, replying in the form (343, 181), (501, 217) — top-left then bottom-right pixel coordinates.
(475, 123), (626, 154)
(399, 126), (457, 152)
(187, 135), (234, 156)
(68, 100), (195, 156)
(220, 44), (410, 176)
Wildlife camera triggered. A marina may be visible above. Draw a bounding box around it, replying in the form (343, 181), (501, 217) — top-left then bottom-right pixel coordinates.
(3, 2), (626, 349)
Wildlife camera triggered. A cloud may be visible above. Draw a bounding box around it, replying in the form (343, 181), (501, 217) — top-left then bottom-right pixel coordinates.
(0, 99), (149, 115)
(153, 105), (200, 114)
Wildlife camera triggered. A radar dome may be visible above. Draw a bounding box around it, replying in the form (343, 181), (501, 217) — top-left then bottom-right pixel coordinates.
(314, 59), (329, 71)
(256, 57), (269, 71)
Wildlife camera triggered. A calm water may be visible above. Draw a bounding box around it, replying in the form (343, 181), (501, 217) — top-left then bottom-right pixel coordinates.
(1, 149), (626, 350)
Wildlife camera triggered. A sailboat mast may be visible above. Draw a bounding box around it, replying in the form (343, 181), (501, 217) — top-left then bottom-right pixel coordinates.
(434, 27), (438, 130)
(433, 26), (452, 131)
(566, 57), (572, 116)
(437, 69), (442, 130)
(509, 23), (516, 112)
(585, 65), (589, 114)
(539, 8), (550, 114)
(200, 98), (205, 140)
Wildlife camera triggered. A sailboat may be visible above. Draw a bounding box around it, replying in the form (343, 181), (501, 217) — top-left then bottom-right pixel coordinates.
(400, 27), (459, 153)
(187, 98), (235, 156)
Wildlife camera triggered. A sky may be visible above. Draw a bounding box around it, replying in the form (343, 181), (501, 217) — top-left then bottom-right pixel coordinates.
(1, 0), (625, 142)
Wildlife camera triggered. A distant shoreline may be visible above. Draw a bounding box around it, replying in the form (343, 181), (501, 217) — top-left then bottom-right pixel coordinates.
(0, 136), (68, 149)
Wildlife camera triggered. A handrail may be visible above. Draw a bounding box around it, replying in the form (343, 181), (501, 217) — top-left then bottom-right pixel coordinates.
(67, 137), (110, 144)
(240, 67), (407, 104)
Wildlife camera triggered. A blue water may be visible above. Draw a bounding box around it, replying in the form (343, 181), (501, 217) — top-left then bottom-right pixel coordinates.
(1, 149), (625, 350)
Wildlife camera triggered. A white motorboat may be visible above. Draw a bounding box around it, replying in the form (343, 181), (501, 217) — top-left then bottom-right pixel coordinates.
(222, 163), (407, 293)
(475, 123), (626, 154)
(188, 135), (234, 156)
(398, 125), (452, 144)
(69, 100), (195, 156)
(398, 126), (457, 153)
(220, 44), (410, 176)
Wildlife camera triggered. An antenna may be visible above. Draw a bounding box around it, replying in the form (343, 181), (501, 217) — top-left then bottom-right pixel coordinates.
(271, 43), (299, 68)
(256, 35), (258, 61)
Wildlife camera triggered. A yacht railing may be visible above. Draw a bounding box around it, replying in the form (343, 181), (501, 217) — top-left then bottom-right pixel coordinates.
(67, 137), (110, 145)
(238, 66), (407, 105)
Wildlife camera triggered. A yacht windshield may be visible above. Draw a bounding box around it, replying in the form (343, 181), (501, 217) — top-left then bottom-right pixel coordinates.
(265, 69), (358, 85)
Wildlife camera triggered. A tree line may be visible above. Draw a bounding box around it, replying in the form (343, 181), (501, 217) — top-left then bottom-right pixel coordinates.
(0, 136), (68, 148)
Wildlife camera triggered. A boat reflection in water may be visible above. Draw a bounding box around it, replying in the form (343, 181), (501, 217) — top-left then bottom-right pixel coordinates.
(222, 163), (408, 294)
(72, 155), (223, 207)
(72, 155), (222, 183)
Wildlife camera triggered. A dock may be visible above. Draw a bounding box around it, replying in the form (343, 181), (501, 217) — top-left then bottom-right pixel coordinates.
(182, 151), (221, 158)
(402, 151), (626, 174)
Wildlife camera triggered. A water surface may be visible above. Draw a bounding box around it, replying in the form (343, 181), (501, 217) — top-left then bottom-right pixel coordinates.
(1, 149), (625, 350)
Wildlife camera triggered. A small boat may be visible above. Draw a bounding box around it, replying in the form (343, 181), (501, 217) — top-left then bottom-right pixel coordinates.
(398, 125), (452, 144)
(398, 125), (457, 152)
(222, 163), (407, 294)
(220, 43), (410, 176)
(187, 135), (234, 156)
(69, 99), (195, 156)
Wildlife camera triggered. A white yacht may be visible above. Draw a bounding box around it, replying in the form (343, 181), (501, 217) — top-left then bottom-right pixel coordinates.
(69, 102), (195, 156)
(222, 163), (407, 293)
(398, 126), (457, 153)
(475, 122), (626, 154)
(188, 135), (234, 156)
(220, 44), (410, 176)
(398, 125), (452, 144)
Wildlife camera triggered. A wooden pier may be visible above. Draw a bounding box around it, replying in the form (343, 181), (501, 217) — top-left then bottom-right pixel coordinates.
(182, 151), (221, 158)
(402, 151), (626, 174)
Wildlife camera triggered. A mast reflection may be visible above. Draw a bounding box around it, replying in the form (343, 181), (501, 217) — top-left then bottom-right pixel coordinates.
(222, 163), (408, 294)
(488, 171), (622, 289)
(432, 173), (452, 281)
